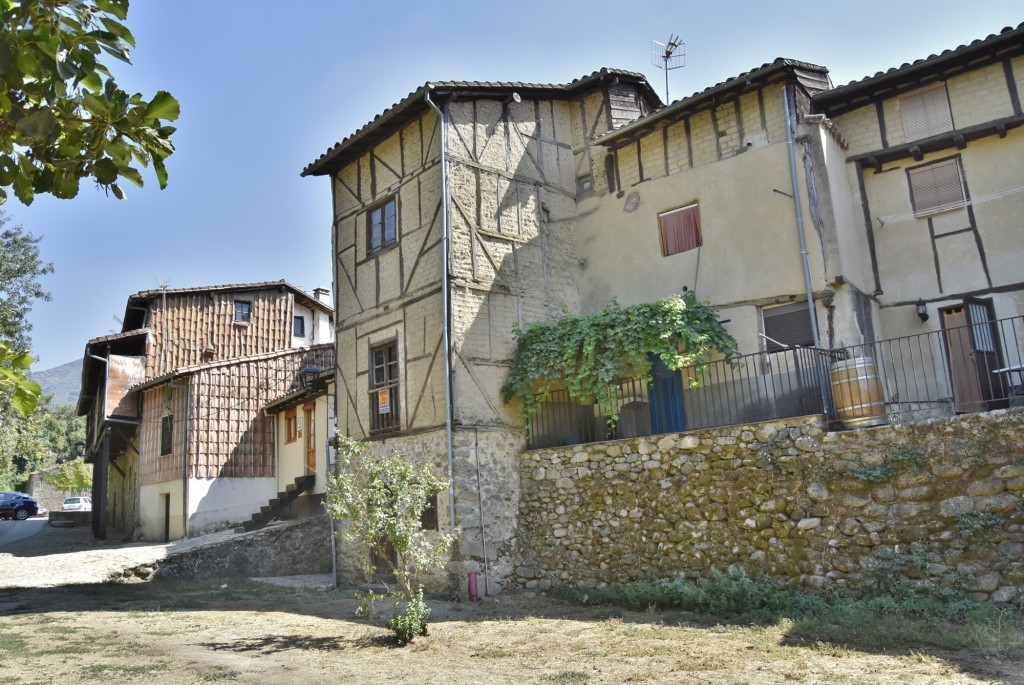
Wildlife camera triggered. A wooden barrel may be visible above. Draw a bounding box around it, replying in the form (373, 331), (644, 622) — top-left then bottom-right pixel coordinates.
(830, 357), (886, 428)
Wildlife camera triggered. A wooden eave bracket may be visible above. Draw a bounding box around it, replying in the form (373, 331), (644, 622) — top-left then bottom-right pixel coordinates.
(847, 112), (1024, 167)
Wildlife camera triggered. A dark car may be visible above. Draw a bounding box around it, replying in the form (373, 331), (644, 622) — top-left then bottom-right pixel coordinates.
(0, 491), (39, 520)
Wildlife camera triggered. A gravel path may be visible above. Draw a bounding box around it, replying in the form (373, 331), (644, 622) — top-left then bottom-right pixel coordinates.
(0, 518), (239, 588)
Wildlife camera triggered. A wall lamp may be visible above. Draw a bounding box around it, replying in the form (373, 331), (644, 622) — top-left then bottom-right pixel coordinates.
(298, 366), (320, 391)
(915, 299), (929, 322)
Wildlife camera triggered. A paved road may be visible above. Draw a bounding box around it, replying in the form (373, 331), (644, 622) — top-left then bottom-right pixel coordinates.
(0, 517), (46, 547)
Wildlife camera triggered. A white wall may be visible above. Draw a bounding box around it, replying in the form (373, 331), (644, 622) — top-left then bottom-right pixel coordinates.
(187, 476), (276, 535)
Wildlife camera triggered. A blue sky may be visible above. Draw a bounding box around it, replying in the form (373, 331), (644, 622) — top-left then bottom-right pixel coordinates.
(12, 0), (1023, 370)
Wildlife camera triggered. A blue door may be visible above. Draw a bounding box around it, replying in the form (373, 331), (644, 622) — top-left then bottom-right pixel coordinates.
(648, 354), (686, 433)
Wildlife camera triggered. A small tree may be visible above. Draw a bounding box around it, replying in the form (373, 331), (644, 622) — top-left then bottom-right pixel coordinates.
(43, 458), (91, 494)
(325, 437), (456, 645)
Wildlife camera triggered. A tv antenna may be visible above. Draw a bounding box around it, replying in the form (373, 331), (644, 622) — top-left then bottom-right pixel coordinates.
(651, 34), (685, 104)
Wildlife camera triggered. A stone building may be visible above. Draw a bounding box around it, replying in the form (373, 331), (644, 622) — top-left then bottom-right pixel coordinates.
(304, 23), (1024, 592)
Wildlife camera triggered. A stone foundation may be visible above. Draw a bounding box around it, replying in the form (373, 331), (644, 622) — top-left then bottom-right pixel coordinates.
(158, 517), (332, 580)
(516, 410), (1024, 603)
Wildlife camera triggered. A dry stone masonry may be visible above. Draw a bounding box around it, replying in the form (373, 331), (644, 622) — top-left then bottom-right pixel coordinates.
(515, 410), (1024, 603)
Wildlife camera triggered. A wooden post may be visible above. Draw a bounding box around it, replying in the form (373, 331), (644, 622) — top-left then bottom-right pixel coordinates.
(94, 428), (110, 541)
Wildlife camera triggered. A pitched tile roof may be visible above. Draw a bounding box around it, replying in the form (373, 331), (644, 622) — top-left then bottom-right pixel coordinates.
(129, 342), (336, 393)
(815, 23), (1024, 110)
(302, 68), (660, 177)
(127, 280), (333, 314)
(596, 58), (829, 147)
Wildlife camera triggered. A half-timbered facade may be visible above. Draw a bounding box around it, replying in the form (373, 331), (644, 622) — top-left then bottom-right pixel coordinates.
(304, 70), (660, 591)
(78, 281), (334, 540)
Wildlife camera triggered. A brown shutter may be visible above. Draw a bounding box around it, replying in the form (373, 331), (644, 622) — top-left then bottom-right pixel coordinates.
(763, 302), (816, 351)
(900, 84), (954, 142)
(908, 159), (964, 215)
(658, 203), (702, 256)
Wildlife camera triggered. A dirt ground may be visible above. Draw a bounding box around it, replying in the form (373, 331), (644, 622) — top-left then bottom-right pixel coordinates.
(2, 523), (1023, 685)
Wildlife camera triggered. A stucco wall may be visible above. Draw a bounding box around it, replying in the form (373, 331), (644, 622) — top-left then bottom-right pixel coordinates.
(517, 410), (1024, 603)
(275, 393), (333, 496)
(188, 476), (276, 535)
(830, 63), (1024, 344)
(139, 480), (184, 541)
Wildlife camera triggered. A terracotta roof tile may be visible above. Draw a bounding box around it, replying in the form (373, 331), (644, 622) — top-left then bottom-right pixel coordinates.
(302, 68), (659, 177)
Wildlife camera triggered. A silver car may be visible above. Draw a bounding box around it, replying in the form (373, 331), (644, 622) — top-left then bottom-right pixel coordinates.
(61, 496), (92, 512)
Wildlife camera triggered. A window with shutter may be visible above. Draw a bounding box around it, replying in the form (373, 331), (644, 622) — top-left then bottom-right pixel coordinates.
(900, 84), (954, 142)
(658, 202), (702, 256)
(762, 302), (816, 352)
(907, 158), (965, 216)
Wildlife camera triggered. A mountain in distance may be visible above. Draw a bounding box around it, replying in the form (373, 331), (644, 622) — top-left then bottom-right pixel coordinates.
(30, 358), (82, 407)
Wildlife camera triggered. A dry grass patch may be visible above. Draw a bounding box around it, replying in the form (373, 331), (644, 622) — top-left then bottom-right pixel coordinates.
(0, 577), (1021, 685)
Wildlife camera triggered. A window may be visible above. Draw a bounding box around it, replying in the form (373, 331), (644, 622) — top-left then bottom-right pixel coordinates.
(658, 202), (702, 256)
(293, 315), (305, 337)
(762, 302), (816, 352)
(420, 493), (438, 531)
(908, 158), (965, 216)
(369, 340), (399, 433)
(160, 414), (173, 455)
(286, 408), (298, 443)
(367, 197), (397, 254)
(900, 84), (953, 142)
(234, 299), (252, 323)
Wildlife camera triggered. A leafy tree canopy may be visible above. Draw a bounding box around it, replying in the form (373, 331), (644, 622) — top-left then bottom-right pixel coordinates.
(0, 0), (179, 204)
(0, 211), (52, 346)
(43, 457), (91, 493)
(500, 294), (738, 423)
(0, 394), (83, 489)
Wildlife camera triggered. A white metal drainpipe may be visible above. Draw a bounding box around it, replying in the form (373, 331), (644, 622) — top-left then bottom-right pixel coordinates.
(423, 89), (458, 534)
(782, 85), (823, 349)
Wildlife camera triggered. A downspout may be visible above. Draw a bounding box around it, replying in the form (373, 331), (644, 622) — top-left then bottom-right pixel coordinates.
(424, 89), (457, 534)
(782, 85), (823, 349)
(326, 390), (338, 589)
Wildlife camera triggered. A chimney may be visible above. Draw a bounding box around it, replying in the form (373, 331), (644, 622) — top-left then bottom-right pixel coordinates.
(313, 287), (331, 304)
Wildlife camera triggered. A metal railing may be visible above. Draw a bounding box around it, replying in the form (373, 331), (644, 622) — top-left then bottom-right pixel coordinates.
(525, 315), (1024, 450)
(369, 383), (400, 434)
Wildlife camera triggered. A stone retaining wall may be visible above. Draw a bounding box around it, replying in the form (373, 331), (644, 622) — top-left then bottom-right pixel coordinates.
(516, 410), (1024, 603)
(158, 516), (332, 580)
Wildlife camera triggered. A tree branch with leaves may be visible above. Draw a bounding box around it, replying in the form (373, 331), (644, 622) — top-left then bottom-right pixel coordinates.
(326, 437), (457, 646)
(500, 293), (738, 424)
(0, 0), (179, 204)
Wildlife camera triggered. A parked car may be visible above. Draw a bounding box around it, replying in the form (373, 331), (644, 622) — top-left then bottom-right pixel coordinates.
(61, 496), (92, 512)
(0, 491), (40, 520)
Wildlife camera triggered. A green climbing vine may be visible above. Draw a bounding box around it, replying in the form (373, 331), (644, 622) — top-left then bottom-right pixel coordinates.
(500, 294), (737, 423)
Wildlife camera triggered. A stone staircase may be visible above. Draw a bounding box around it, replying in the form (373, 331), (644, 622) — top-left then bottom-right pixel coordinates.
(235, 474), (315, 533)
